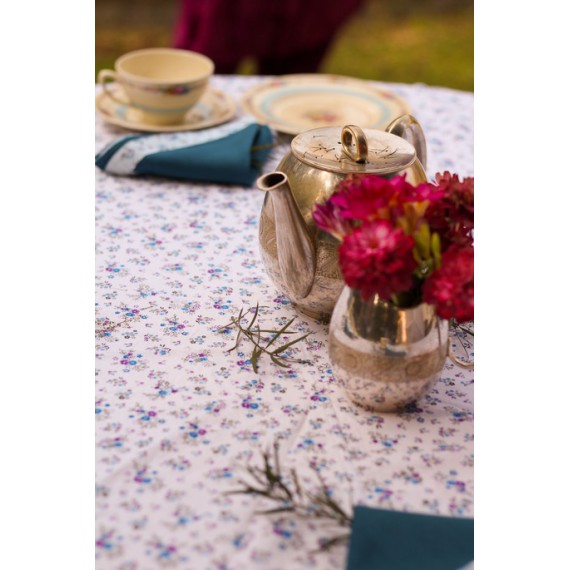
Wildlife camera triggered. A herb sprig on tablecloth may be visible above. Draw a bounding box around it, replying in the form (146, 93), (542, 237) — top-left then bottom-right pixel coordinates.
(227, 442), (352, 550)
(217, 304), (312, 373)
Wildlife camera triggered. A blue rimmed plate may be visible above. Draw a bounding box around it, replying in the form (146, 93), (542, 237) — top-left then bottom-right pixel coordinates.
(96, 85), (236, 132)
(241, 74), (411, 135)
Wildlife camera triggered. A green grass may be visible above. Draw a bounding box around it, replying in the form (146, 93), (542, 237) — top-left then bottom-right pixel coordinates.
(95, 0), (473, 91)
(323, 4), (473, 90)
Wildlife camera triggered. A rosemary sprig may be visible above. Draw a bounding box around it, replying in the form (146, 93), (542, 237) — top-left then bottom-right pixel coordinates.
(216, 304), (312, 373)
(449, 318), (474, 366)
(450, 318), (474, 338)
(227, 442), (352, 550)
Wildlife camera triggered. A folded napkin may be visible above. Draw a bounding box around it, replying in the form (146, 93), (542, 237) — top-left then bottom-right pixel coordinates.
(346, 506), (474, 570)
(95, 117), (273, 186)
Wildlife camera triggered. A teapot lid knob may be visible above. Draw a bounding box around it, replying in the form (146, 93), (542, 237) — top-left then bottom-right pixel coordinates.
(341, 125), (368, 164)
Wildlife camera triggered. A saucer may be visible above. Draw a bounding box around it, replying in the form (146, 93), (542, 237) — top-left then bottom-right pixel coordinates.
(241, 74), (412, 135)
(96, 85), (237, 132)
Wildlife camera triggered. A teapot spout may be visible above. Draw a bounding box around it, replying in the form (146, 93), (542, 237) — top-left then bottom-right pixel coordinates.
(257, 172), (316, 300)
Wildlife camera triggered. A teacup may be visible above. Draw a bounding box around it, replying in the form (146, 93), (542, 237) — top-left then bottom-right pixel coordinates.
(98, 48), (215, 126)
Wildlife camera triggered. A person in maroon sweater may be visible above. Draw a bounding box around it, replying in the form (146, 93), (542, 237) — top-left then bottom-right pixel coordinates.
(173, 0), (365, 74)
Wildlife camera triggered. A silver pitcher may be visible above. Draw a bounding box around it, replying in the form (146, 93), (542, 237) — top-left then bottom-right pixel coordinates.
(257, 115), (427, 321)
(329, 286), (448, 412)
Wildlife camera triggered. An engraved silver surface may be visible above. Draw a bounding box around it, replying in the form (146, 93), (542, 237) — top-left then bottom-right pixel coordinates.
(329, 287), (448, 412)
(257, 116), (428, 321)
(291, 125), (416, 174)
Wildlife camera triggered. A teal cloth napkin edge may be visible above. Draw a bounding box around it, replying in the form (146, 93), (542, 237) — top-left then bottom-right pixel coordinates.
(95, 134), (145, 170)
(95, 123), (273, 186)
(134, 123), (272, 186)
(346, 505), (474, 570)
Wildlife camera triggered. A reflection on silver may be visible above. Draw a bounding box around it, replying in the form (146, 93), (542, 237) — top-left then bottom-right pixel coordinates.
(257, 116), (428, 321)
(329, 287), (448, 412)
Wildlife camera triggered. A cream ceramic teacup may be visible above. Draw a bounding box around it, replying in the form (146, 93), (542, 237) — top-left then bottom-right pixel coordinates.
(97, 48), (215, 126)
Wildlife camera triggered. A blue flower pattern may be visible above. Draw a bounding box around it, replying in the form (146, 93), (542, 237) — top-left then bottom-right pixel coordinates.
(96, 76), (474, 569)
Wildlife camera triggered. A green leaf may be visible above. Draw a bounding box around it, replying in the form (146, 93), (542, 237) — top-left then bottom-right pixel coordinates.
(246, 303), (260, 331)
(229, 445), (354, 551)
(258, 329), (297, 334)
(270, 354), (290, 368)
(412, 247), (423, 264)
(431, 232), (442, 269)
(265, 317), (297, 349)
(256, 506), (295, 515)
(272, 332), (311, 355)
(414, 222), (431, 258)
(315, 533), (351, 552)
(251, 346), (262, 373)
(216, 304), (313, 373)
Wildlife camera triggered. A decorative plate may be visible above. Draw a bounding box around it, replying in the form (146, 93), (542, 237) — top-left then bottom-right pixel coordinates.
(96, 86), (236, 132)
(241, 74), (412, 135)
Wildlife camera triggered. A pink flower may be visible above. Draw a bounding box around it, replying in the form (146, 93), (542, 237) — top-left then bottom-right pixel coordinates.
(423, 246), (474, 322)
(317, 175), (445, 235)
(339, 220), (416, 300)
(426, 171), (474, 251)
(312, 199), (352, 240)
(388, 176), (443, 204)
(330, 175), (398, 221)
(311, 171), (474, 313)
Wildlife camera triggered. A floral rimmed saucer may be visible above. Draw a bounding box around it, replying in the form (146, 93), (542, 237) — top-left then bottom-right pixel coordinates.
(241, 74), (412, 135)
(96, 86), (236, 132)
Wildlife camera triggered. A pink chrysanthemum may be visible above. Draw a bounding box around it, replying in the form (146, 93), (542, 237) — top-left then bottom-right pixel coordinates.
(326, 174), (443, 225)
(389, 175), (444, 204)
(423, 246), (474, 322)
(311, 171), (474, 313)
(330, 175), (398, 221)
(338, 220), (417, 300)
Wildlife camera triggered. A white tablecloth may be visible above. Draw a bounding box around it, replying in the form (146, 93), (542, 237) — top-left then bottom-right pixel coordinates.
(95, 75), (474, 570)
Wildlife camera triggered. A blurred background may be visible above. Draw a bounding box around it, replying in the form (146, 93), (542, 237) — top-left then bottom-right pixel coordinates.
(95, 0), (473, 91)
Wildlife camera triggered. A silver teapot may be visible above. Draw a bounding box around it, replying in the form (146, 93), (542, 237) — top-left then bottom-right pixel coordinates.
(257, 115), (428, 321)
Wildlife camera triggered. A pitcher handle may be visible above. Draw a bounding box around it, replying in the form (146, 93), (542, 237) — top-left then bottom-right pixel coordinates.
(385, 114), (427, 172)
(447, 338), (474, 369)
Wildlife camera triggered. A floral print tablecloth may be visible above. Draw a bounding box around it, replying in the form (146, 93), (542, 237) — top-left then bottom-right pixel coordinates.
(95, 76), (474, 570)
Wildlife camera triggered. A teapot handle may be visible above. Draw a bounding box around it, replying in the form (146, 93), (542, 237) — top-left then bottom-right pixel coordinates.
(385, 114), (427, 172)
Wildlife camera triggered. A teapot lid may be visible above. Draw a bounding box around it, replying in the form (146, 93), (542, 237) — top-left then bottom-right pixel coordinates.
(290, 124), (416, 174)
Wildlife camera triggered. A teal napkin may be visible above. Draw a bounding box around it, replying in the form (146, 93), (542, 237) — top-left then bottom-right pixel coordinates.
(95, 119), (273, 186)
(346, 506), (474, 570)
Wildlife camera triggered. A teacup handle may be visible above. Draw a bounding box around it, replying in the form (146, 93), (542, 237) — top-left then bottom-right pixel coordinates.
(98, 69), (126, 106)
